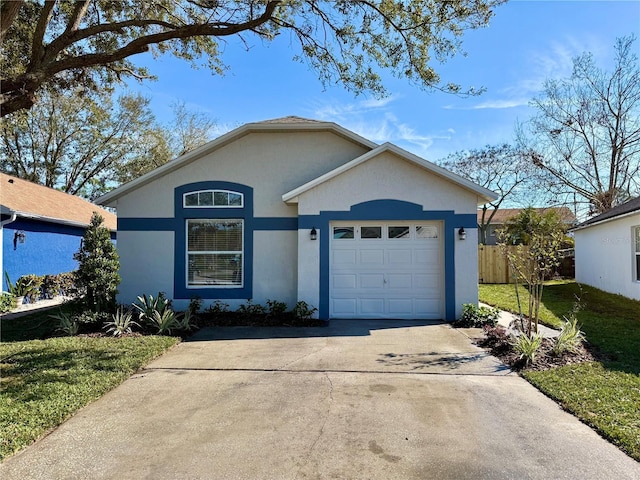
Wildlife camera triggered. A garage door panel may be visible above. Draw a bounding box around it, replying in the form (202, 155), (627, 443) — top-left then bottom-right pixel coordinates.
(360, 274), (385, 289)
(332, 299), (357, 315)
(387, 273), (412, 289)
(415, 299), (441, 316)
(388, 298), (413, 315)
(333, 274), (357, 289)
(360, 298), (385, 314)
(330, 222), (443, 319)
(414, 274), (440, 289)
(414, 248), (439, 264)
(333, 249), (357, 264)
(359, 249), (384, 264)
(387, 249), (412, 264)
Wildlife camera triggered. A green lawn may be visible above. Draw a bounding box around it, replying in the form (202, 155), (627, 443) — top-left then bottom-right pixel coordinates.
(480, 281), (640, 461)
(0, 310), (178, 461)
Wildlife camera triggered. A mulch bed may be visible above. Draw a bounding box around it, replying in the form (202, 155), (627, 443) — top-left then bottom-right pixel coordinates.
(476, 334), (598, 372)
(196, 313), (327, 328)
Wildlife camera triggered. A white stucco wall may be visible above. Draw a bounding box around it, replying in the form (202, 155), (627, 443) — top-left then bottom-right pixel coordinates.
(116, 231), (175, 305)
(294, 152), (478, 216)
(114, 132), (369, 219)
(295, 152), (482, 320)
(574, 213), (640, 301)
(252, 230), (298, 306)
(112, 130), (368, 306)
(455, 227), (479, 317)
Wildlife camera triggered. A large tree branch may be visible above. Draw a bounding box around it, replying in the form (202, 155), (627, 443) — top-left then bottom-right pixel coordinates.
(0, 0), (25, 42)
(30, 1), (56, 67)
(2, 0), (282, 117)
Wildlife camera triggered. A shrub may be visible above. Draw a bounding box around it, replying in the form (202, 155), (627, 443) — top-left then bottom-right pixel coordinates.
(266, 299), (288, 318)
(147, 309), (179, 335)
(293, 301), (317, 320)
(21, 274), (43, 303)
(237, 300), (267, 318)
(74, 310), (111, 329)
(511, 332), (543, 365)
(188, 296), (203, 314)
(56, 272), (78, 297)
(206, 300), (230, 316)
(175, 309), (196, 332)
(553, 312), (585, 356)
(456, 303), (500, 328)
(50, 310), (79, 336)
(103, 307), (139, 337)
(74, 212), (120, 312)
(0, 292), (14, 313)
(132, 293), (171, 322)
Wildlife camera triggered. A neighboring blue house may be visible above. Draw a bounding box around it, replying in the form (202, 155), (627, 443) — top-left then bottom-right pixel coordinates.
(1, 173), (117, 291)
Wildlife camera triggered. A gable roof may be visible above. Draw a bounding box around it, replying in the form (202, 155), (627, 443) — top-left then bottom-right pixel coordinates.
(478, 207), (577, 225)
(96, 117), (378, 206)
(0, 173), (117, 231)
(283, 142), (498, 205)
(572, 196), (640, 230)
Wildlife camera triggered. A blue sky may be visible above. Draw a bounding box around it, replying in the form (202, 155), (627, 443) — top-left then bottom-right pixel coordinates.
(123, 0), (640, 162)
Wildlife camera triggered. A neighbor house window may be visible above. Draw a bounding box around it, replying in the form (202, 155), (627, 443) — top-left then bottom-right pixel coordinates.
(187, 219), (243, 287)
(635, 226), (640, 282)
(183, 190), (243, 208)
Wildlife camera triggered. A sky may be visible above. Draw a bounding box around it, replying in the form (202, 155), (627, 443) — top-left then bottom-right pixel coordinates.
(122, 0), (640, 163)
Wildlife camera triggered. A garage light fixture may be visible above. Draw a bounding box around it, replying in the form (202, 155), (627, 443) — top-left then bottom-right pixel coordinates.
(458, 227), (467, 241)
(310, 227), (318, 241)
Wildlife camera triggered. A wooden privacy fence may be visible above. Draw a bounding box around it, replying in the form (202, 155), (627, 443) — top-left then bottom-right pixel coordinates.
(478, 245), (521, 284)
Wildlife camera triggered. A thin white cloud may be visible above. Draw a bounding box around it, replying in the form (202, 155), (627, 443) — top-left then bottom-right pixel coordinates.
(310, 98), (451, 157)
(449, 34), (608, 111)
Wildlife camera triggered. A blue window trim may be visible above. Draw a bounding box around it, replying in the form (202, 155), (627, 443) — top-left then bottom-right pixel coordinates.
(299, 199), (477, 321)
(174, 181), (254, 300)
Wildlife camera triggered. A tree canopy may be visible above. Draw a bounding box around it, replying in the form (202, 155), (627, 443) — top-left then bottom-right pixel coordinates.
(0, 88), (215, 199)
(519, 35), (640, 215)
(0, 0), (506, 117)
(439, 144), (535, 244)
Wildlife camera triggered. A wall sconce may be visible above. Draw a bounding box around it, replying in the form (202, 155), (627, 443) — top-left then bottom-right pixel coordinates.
(13, 230), (26, 250)
(310, 227), (318, 241)
(458, 227), (467, 241)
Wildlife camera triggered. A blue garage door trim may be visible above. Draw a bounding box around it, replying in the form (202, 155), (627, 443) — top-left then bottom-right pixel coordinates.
(299, 199), (477, 321)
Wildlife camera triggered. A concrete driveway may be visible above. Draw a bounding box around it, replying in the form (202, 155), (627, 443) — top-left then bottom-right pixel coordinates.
(2, 320), (638, 479)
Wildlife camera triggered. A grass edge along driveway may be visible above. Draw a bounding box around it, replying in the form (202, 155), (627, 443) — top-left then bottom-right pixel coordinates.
(480, 281), (640, 461)
(0, 334), (179, 461)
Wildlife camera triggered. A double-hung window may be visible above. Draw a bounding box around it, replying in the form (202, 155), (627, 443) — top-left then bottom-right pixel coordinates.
(187, 219), (243, 287)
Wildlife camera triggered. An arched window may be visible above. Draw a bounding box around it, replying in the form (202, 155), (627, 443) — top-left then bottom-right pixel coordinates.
(183, 190), (243, 208)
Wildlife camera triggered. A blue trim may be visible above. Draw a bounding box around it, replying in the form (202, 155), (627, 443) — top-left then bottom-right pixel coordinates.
(174, 181), (253, 300)
(117, 217), (298, 231)
(300, 200), (474, 321)
(254, 217), (298, 230)
(118, 218), (175, 231)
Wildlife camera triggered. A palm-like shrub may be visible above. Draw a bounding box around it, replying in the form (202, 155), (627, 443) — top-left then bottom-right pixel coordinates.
(104, 307), (139, 337)
(511, 332), (543, 366)
(553, 313), (585, 355)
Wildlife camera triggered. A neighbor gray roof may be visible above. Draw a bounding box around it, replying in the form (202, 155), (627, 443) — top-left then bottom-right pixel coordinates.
(573, 196), (640, 230)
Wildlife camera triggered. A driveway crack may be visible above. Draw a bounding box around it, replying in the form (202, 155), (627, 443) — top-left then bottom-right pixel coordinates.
(295, 372), (334, 479)
(276, 337), (329, 371)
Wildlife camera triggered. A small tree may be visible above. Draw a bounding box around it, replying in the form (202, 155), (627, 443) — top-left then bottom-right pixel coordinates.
(498, 207), (566, 335)
(74, 212), (120, 312)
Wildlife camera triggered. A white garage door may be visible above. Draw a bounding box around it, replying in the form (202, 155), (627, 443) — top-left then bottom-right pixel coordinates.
(330, 221), (443, 319)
